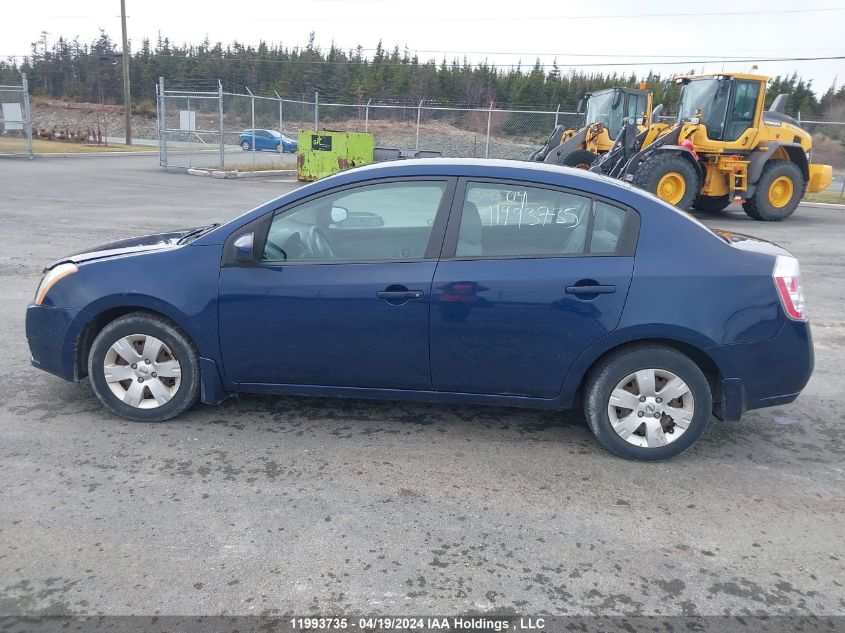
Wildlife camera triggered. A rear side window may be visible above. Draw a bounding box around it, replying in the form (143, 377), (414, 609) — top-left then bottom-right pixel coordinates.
(590, 202), (628, 254)
(457, 182), (592, 257)
(454, 181), (632, 258)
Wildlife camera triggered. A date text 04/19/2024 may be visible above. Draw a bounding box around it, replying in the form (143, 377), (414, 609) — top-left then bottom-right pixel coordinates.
(289, 616), (546, 630)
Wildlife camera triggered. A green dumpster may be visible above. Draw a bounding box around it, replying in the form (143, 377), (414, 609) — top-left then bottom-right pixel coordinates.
(297, 130), (374, 181)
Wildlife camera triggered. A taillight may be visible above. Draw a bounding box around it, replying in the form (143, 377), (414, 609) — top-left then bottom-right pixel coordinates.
(773, 255), (807, 321)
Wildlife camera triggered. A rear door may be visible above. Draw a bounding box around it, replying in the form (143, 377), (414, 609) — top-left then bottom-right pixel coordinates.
(430, 179), (638, 398)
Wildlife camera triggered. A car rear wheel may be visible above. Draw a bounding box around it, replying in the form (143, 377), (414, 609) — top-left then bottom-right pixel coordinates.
(87, 313), (200, 422)
(241, 141), (251, 151)
(584, 346), (712, 460)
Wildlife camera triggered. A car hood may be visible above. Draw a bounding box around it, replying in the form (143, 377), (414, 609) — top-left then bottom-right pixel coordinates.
(47, 226), (207, 270)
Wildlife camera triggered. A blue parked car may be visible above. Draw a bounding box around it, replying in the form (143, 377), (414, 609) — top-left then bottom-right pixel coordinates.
(238, 129), (297, 153)
(25, 159), (813, 460)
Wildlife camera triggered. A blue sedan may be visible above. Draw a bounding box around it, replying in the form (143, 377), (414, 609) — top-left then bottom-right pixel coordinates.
(238, 129), (297, 153)
(25, 159), (813, 460)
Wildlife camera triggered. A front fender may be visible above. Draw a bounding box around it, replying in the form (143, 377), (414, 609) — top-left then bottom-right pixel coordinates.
(657, 145), (704, 183)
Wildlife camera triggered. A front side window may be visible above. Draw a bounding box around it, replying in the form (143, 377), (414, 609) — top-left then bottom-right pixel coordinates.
(456, 182), (593, 257)
(262, 181), (447, 262)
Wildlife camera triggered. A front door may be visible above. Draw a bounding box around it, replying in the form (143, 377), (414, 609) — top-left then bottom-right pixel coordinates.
(218, 178), (453, 389)
(430, 180), (637, 398)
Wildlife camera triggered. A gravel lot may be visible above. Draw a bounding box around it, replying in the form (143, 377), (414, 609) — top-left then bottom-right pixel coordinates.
(1, 154), (844, 618)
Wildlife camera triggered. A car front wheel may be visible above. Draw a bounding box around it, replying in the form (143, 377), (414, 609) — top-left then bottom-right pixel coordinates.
(584, 346), (712, 460)
(241, 141), (251, 151)
(87, 313), (200, 422)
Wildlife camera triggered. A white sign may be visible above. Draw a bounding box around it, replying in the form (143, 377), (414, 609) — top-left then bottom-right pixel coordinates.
(1, 103), (24, 130)
(179, 110), (196, 131)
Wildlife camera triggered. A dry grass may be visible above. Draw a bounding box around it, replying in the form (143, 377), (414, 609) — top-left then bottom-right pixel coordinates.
(0, 137), (153, 154)
(803, 189), (845, 204)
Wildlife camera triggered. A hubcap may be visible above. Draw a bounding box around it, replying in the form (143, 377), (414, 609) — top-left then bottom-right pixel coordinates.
(656, 172), (686, 205)
(768, 176), (794, 208)
(103, 334), (181, 409)
(607, 368), (695, 448)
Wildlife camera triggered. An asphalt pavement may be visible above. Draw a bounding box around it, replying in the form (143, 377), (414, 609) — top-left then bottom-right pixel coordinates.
(1, 153), (843, 617)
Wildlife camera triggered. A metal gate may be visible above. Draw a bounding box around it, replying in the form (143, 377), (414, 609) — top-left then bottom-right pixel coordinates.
(0, 73), (33, 159)
(156, 78), (223, 170)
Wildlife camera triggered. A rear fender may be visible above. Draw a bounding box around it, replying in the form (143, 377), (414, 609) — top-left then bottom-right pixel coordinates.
(748, 142), (809, 184)
(556, 324), (722, 407)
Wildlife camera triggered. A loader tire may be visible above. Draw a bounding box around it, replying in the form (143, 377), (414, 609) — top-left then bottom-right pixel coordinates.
(632, 153), (699, 211)
(693, 194), (732, 213)
(560, 149), (597, 169)
(742, 160), (805, 222)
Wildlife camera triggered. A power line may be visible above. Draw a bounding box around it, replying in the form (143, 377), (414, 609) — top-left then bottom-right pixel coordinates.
(247, 6), (845, 22)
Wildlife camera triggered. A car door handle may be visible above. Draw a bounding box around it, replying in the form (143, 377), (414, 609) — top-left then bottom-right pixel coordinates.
(376, 290), (424, 300)
(565, 284), (616, 295)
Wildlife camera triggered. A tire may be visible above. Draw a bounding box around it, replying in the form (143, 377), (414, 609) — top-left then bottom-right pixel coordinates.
(560, 149), (597, 169)
(632, 153), (700, 211)
(583, 346), (712, 461)
(742, 160), (805, 222)
(87, 312), (200, 422)
(241, 141), (251, 151)
(693, 194), (732, 213)
(275, 143), (282, 153)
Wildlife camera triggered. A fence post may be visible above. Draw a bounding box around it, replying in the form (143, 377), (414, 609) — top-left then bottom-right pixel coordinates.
(158, 77), (167, 167)
(218, 80), (224, 170)
(798, 110), (801, 125)
(416, 99), (423, 151)
(555, 104), (560, 128)
(365, 98), (371, 132)
(21, 73), (32, 159)
(274, 90), (283, 134)
(246, 86), (256, 174)
(188, 95), (194, 168)
(485, 102), (493, 158)
(314, 91), (319, 131)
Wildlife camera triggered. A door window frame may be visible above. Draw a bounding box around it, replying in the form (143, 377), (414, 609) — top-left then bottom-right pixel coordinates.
(439, 177), (640, 261)
(222, 176), (457, 268)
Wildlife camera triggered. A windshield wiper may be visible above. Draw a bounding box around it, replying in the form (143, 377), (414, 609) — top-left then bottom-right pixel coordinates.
(177, 223), (220, 245)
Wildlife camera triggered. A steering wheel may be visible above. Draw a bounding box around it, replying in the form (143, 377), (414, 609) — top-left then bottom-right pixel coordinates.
(306, 226), (336, 259)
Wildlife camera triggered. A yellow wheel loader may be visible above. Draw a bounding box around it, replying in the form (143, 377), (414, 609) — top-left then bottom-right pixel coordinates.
(530, 87), (663, 168)
(590, 73), (832, 221)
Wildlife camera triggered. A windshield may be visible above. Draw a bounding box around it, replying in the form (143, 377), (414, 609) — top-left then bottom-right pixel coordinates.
(585, 91), (624, 139)
(677, 78), (731, 139)
(268, 130), (281, 138)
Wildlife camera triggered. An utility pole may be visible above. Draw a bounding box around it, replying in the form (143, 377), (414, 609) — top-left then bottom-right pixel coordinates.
(120, 0), (132, 145)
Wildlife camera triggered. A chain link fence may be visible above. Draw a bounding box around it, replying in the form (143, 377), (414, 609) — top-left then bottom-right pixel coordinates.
(155, 78), (845, 195)
(0, 73), (33, 158)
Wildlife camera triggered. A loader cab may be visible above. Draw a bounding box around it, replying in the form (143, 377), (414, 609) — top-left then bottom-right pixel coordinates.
(584, 88), (651, 140)
(676, 74), (766, 144)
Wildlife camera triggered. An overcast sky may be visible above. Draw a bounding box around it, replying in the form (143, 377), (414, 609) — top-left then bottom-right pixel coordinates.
(2, 0), (844, 98)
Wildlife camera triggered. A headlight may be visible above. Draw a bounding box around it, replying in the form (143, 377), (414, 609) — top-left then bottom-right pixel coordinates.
(34, 262), (78, 305)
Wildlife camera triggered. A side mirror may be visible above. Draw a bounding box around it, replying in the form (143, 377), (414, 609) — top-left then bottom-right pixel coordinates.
(330, 206), (349, 223)
(233, 233), (254, 263)
(651, 103), (664, 123)
(576, 98), (585, 115)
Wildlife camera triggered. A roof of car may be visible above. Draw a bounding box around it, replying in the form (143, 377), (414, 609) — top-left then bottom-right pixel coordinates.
(324, 157), (637, 195)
